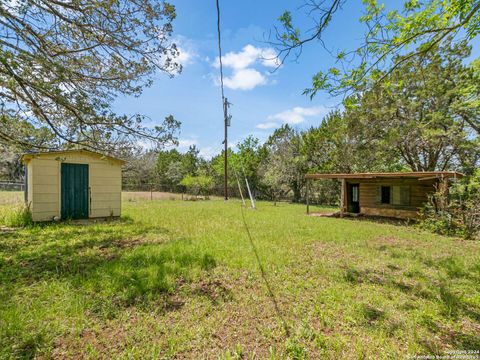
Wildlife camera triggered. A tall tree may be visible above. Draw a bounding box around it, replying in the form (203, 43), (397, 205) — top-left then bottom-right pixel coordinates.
(122, 150), (158, 188)
(302, 110), (400, 173)
(346, 41), (479, 172)
(0, 0), (180, 150)
(263, 125), (306, 202)
(234, 136), (266, 195)
(156, 149), (183, 185)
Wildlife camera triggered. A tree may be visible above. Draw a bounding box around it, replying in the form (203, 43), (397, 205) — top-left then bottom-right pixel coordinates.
(0, 0), (181, 150)
(122, 150), (158, 189)
(180, 174), (214, 197)
(156, 149), (183, 185)
(345, 41), (479, 172)
(302, 110), (400, 173)
(165, 161), (187, 191)
(272, 0), (480, 97)
(210, 148), (237, 194)
(0, 146), (24, 181)
(262, 125), (306, 202)
(182, 145), (200, 175)
(234, 136), (267, 195)
(260, 152), (291, 205)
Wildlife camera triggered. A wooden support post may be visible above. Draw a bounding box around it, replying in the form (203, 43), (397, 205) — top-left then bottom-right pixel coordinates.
(340, 179), (346, 217)
(306, 179), (310, 215)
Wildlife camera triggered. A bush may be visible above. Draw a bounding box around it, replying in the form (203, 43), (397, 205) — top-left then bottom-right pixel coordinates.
(180, 174), (214, 197)
(0, 203), (33, 227)
(420, 172), (480, 239)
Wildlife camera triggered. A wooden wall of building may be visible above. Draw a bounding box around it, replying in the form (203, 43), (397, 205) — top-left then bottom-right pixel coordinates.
(347, 178), (438, 219)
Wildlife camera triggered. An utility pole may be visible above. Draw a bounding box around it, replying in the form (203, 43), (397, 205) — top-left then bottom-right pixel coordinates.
(223, 97), (231, 200)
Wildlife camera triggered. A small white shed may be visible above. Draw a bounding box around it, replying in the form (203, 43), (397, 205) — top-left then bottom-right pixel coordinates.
(21, 149), (125, 222)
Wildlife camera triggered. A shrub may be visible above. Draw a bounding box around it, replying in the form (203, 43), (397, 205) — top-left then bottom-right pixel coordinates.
(419, 172), (480, 239)
(180, 174), (214, 197)
(0, 203), (33, 227)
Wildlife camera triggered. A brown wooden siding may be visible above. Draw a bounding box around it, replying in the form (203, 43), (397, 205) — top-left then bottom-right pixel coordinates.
(346, 178), (438, 219)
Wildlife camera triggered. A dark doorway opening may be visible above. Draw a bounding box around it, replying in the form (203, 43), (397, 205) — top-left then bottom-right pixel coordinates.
(348, 183), (360, 213)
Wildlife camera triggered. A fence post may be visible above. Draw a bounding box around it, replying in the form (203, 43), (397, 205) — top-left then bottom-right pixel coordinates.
(306, 179), (310, 215)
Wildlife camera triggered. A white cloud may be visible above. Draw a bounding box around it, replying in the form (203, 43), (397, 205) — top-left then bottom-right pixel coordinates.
(198, 147), (217, 159)
(172, 36), (197, 68)
(223, 68), (266, 91)
(259, 48), (281, 68)
(177, 138), (197, 149)
(267, 106), (328, 125)
(177, 47), (194, 66)
(215, 44), (279, 70)
(212, 44), (279, 91)
(256, 122), (279, 130)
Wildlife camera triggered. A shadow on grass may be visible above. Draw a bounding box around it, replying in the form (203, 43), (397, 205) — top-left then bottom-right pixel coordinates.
(85, 248), (220, 318)
(0, 218), (223, 313)
(0, 219), (168, 283)
(0, 218), (226, 358)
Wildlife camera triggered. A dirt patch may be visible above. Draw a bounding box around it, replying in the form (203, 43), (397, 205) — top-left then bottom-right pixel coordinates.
(192, 279), (233, 304)
(98, 237), (167, 251)
(308, 211), (340, 217)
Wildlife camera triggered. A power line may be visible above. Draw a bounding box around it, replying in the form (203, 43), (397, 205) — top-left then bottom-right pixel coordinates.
(215, 0), (225, 102)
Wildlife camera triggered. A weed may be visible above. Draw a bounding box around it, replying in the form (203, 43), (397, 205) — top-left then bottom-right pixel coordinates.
(285, 338), (307, 359)
(0, 203), (32, 227)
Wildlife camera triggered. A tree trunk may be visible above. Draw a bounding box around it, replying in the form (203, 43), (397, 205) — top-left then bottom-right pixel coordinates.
(292, 186), (301, 203)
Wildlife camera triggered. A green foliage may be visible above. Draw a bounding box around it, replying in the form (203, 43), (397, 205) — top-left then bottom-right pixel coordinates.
(420, 172), (480, 239)
(343, 40), (478, 172)
(153, 146), (202, 191)
(0, 0), (180, 150)
(261, 125), (306, 202)
(180, 174), (214, 196)
(274, 0), (480, 97)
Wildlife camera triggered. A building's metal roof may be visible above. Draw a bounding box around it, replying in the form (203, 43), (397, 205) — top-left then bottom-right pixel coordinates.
(305, 171), (464, 180)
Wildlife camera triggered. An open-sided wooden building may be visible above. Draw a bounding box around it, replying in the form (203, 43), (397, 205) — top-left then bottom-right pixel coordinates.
(305, 171), (463, 219)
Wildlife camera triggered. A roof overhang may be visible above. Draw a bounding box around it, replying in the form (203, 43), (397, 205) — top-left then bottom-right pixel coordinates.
(21, 149), (126, 165)
(305, 171), (464, 180)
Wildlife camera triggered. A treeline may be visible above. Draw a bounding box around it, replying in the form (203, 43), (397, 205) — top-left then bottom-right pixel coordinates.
(125, 40), (479, 206)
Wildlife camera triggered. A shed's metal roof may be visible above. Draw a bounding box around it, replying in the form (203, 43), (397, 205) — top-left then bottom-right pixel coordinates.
(21, 149), (125, 164)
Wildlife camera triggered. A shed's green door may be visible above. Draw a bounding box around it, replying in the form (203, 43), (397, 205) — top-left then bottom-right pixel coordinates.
(61, 163), (89, 219)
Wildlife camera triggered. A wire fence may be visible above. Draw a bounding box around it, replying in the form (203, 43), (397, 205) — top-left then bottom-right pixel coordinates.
(122, 183), (243, 199)
(0, 181), (25, 191)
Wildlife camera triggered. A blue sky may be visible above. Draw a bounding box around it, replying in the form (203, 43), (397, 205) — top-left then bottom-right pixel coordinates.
(114, 0), (480, 158)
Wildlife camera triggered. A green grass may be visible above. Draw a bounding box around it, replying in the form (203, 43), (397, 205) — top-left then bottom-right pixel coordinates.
(0, 199), (479, 359)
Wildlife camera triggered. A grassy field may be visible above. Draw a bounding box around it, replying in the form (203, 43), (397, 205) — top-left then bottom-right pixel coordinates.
(0, 191), (23, 206)
(0, 194), (479, 359)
